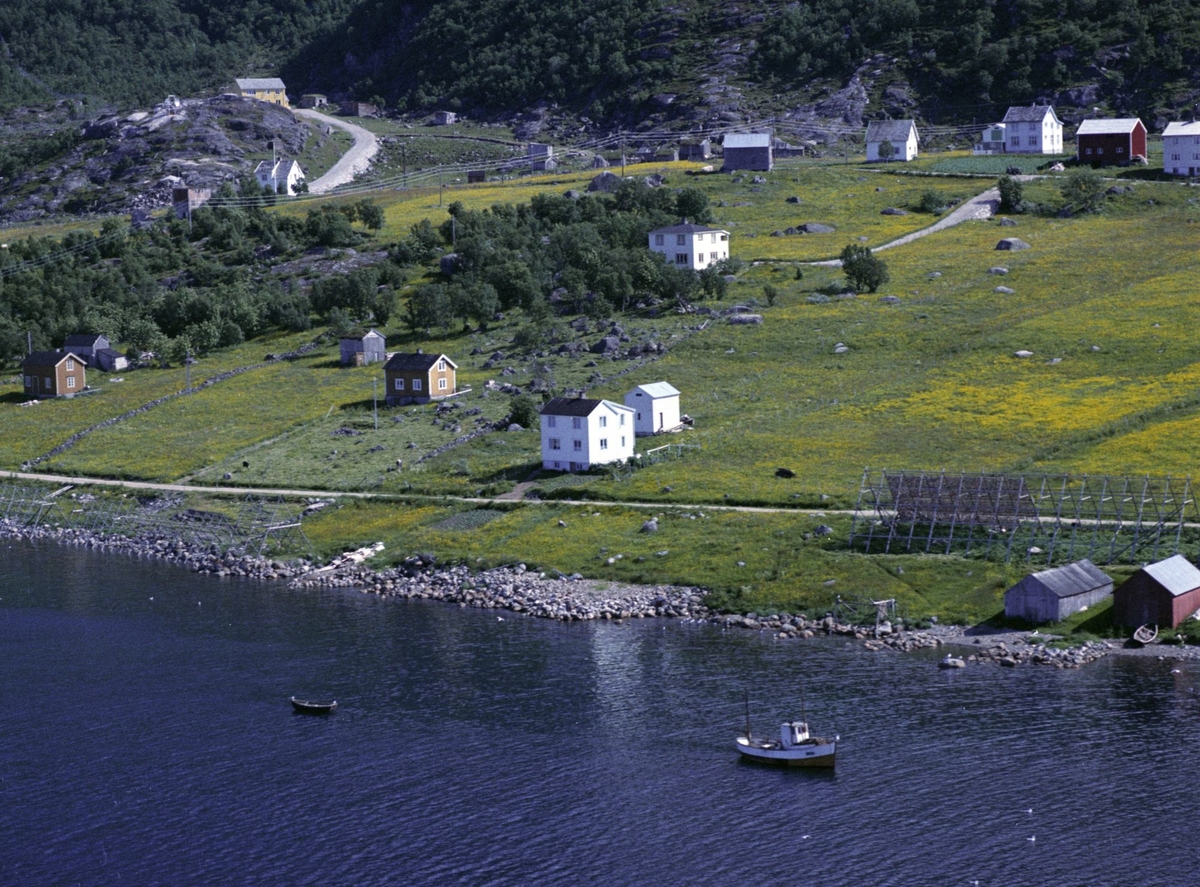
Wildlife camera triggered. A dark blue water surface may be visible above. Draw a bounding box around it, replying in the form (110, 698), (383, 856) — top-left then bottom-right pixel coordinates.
(3, 539), (1198, 886)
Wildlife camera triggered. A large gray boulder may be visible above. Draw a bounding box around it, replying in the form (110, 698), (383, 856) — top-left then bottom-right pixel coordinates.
(800, 222), (836, 234)
(996, 238), (1030, 251)
(588, 171), (623, 193)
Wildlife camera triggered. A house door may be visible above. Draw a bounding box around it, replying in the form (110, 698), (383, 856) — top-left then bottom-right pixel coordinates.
(658, 411), (664, 431)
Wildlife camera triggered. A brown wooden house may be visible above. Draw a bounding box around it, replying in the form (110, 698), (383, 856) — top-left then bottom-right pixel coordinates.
(1076, 118), (1147, 166)
(1112, 554), (1200, 629)
(384, 353), (457, 405)
(22, 350), (87, 398)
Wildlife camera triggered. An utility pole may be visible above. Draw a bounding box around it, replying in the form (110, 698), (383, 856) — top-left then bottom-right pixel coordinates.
(185, 349), (191, 391)
(373, 377), (378, 430)
(401, 144), (407, 189)
(439, 169), (443, 206)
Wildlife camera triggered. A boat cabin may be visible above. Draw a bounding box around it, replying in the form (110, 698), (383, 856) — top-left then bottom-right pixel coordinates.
(781, 721), (811, 747)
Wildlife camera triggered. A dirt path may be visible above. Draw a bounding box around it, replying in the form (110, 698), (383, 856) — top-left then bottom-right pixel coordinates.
(294, 109), (379, 193)
(808, 187), (1000, 267)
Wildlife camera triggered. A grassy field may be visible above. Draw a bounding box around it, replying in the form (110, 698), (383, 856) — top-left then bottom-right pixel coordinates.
(8, 158), (1200, 626)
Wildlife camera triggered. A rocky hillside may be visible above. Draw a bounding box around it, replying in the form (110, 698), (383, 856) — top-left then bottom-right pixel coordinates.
(0, 96), (312, 224)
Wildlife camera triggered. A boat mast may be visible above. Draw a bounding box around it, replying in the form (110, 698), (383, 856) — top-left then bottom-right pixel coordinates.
(744, 691), (752, 740)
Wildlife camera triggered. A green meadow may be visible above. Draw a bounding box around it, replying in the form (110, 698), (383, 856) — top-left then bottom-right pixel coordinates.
(6, 154), (1200, 627)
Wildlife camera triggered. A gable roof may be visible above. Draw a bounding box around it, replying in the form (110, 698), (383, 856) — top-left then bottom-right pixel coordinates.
(865, 120), (917, 143)
(1003, 104), (1061, 124)
(1023, 559), (1111, 598)
(340, 328), (384, 342)
(22, 350), (76, 368)
(542, 396), (604, 417)
(383, 352), (456, 373)
(1163, 121), (1200, 137)
(650, 223), (726, 236)
(629, 382), (680, 399)
(237, 78), (286, 91)
(63, 334), (106, 348)
(1076, 118), (1144, 136)
(1140, 554), (1200, 596)
(723, 133), (771, 149)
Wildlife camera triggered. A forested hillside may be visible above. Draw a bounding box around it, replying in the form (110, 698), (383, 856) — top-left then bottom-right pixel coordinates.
(3, 0), (1200, 125)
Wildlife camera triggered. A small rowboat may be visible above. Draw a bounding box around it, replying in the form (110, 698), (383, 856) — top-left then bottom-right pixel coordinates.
(938, 654), (966, 669)
(1133, 624), (1158, 646)
(290, 696), (337, 715)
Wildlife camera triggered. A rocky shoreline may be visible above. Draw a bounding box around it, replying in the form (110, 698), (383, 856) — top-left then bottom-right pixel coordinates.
(6, 520), (1198, 668)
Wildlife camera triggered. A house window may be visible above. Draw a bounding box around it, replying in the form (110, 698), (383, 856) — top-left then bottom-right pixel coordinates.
(719, 234), (727, 241)
(550, 438), (561, 450)
(675, 253), (688, 265)
(1116, 146), (1123, 154)
(413, 378), (422, 391)
(547, 416), (557, 428)
(600, 438), (608, 450)
(44, 377), (51, 389)
(1097, 147), (1103, 155)
(438, 359), (446, 370)
(67, 376), (76, 389)
(554, 461), (561, 469)
(23, 375), (30, 387)
(676, 234), (686, 245)
(572, 417), (582, 429)
(438, 378), (447, 390)
(573, 440), (582, 451)
(66, 358), (74, 371)
(394, 378), (405, 390)
(619, 414), (625, 426)
(621, 436), (626, 447)
(711, 233), (717, 243)
(599, 416), (607, 428)
(636, 412), (642, 421)
(1085, 148), (1092, 155)
(654, 234), (664, 245)
(711, 252), (719, 261)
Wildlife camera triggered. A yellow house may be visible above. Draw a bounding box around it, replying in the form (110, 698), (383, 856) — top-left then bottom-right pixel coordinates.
(235, 78), (289, 108)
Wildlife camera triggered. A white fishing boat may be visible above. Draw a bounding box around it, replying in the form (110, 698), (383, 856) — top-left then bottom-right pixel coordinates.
(736, 701), (838, 768)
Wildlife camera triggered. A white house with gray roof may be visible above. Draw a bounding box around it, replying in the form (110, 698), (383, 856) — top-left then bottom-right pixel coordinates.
(648, 223), (729, 270)
(255, 158), (305, 195)
(865, 120), (919, 162)
(1002, 105), (1063, 154)
(1162, 121), (1200, 176)
(1004, 559), (1113, 624)
(625, 382), (681, 436)
(540, 396), (635, 471)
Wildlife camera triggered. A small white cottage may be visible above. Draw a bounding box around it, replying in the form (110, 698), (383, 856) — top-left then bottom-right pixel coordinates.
(865, 120), (919, 162)
(540, 396), (634, 472)
(624, 382), (681, 436)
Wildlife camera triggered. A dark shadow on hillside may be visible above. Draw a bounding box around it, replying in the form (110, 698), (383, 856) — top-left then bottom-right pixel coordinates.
(0, 391), (30, 405)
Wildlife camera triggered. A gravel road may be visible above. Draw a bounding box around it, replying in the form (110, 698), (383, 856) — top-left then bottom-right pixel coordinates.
(294, 109), (379, 193)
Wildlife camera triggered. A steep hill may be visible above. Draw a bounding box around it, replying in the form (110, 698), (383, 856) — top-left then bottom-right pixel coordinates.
(4, 1), (1200, 131)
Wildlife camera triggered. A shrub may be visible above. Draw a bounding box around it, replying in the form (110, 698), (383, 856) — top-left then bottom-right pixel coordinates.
(840, 244), (889, 293)
(997, 175), (1024, 213)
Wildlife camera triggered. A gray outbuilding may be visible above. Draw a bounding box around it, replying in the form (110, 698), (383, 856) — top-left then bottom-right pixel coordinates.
(722, 133), (773, 171)
(1004, 558), (1113, 624)
(339, 329), (387, 366)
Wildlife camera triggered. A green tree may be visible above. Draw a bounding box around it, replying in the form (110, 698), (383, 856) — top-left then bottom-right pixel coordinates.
(997, 175), (1024, 213)
(674, 188), (714, 224)
(876, 140), (895, 163)
(1060, 169), (1106, 213)
(840, 244), (889, 293)
(404, 283), (453, 334)
(508, 394), (539, 428)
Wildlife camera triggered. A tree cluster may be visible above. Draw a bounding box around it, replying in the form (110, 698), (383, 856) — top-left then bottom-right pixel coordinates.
(393, 182), (726, 335)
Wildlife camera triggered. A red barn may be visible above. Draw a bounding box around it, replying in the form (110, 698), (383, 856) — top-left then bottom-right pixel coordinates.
(1112, 554), (1200, 629)
(1076, 118), (1147, 166)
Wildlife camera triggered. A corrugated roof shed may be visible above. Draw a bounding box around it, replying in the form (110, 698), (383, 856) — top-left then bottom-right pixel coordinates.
(865, 120), (917, 142)
(631, 382), (680, 398)
(1026, 559), (1111, 597)
(723, 133), (771, 149)
(1141, 554), (1200, 596)
(1077, 118), (1143, 135)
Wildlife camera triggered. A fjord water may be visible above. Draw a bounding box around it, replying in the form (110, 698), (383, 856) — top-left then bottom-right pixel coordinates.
(3, 540), (1196, 886)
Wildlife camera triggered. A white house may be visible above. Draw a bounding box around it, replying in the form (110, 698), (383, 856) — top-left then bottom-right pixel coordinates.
(540, 396), (635, 472)
(1001, 105), (1063, 154)
(625, 382), (681, 436)
(1162, 121), (1200, 176)
(865, 120), (919, 162)
(254, 158), (305, 195)
(973, 123), (1007, 154)
(648, 222), (729, 271)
